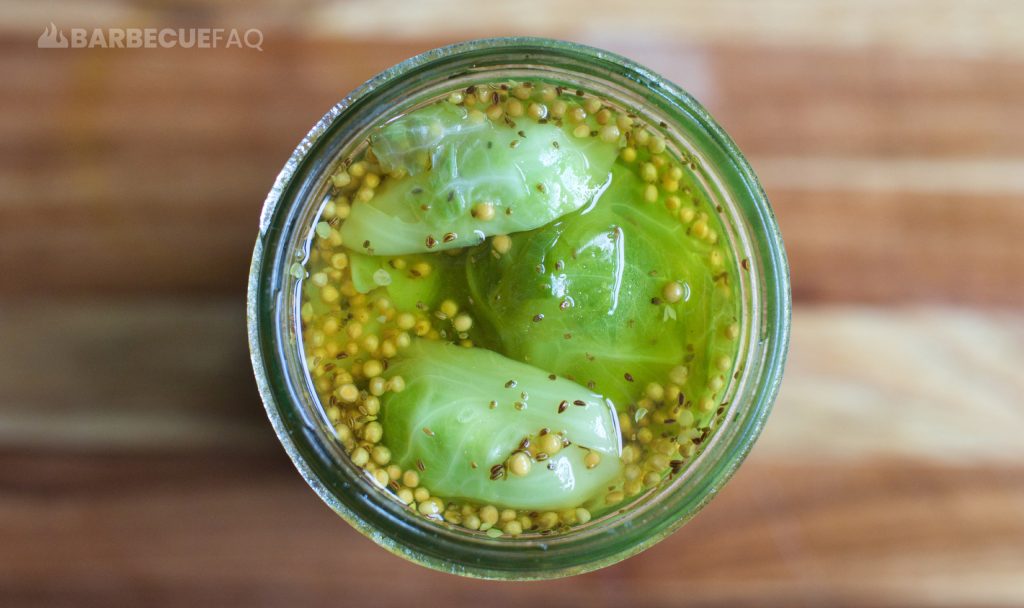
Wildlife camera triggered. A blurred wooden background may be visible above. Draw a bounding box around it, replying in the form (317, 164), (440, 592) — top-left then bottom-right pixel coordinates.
(1, 1), (1022, 606)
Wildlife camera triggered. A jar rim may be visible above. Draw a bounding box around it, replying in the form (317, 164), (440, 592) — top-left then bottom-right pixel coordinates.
(248, 36), (791, 579)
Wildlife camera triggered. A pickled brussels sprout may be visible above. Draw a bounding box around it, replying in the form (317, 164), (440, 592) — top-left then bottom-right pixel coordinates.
(339, 103), (618, 255)
(381, 339), (621, 510)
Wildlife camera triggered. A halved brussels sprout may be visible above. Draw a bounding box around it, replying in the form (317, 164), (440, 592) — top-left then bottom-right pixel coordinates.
(339, 103), (618, 255)
(380, 339), (622, 510)
(466, 165), (733, 406)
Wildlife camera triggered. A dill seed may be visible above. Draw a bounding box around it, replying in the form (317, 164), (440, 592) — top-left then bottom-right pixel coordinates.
(505, 380), (517, 388)
(533, 314), (545, 322)
(425, 235), (437, 248)
(558, 400), (569, 413)
(422, 427), (435, 437)
(416, 459), (426, 471)
(443, 232), (457, 243)
(624, 372), (635, 382)
(573, 400), (586, 407)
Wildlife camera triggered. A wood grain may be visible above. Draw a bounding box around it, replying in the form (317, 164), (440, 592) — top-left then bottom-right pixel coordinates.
(2, 449), (1021, 607)
(0, 35), (1022, 302)
(1, 299), (1021, 606)
(2, 1), (1023, 605)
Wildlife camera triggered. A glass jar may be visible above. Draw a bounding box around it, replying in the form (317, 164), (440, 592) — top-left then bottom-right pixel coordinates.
(247, 37), (790, 579)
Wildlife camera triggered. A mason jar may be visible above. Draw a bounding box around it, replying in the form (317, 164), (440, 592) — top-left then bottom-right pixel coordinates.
(247, 37), (790, 579)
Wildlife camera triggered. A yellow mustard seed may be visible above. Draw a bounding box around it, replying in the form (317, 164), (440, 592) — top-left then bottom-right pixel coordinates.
(644, 184), (659, 203)
(508, 452), (532, 477)
(356, 187), (374, 203)
(418, 498), (441, 516)
(402, 470), (420, 488)
(320, 286), (339, 303)
(584, 451), (601, 469)
(625, 464), (642, 481)
(645, 382), (665, 402)
(599, 124), (621, 143)
(503, 520), (523, 536)
(575, 508), (592, 524)
(595, 108), (612, 125)
(583, 98), (601, 114)
(662, 281), (684, 304)
(573, 124), (591, 138)
(605, 491), (624, 505)
(492, 235), (512, 255)
(351, 447), (369, 467)
(549, 99), (567, 118)
(363, 359), (383, 378)
(624, 479), (643, 496)
(679, 207), (696, 223)
(369, 377), (387, 396)
(396, 312), (416, 330)
(527, 102), (548, 120)
(538, 433), (562, 456)
(568, 107), (587, 123)
(413, 487), (430, 503)
(440, 299), (459, 318)
(480, 505), (499, 526)
(397, 488), (414, 504)
(338, 383), (359, 403)
(640, 162), (658, 183)
(506, 98), (524, 117)
(620, 147), (637, 163)
(389, 376), (406, 393)
(362, 421), (383, 443)
(471, 202), (496, 221)
(453, 314), (473, 333)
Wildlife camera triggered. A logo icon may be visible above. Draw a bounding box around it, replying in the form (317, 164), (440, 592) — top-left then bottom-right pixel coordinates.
(38, 22), (69, 48)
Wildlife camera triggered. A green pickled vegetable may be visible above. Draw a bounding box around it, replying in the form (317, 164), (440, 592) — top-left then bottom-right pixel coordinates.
(380, 339), (622, 510)
(466, 164), (730, 405)
(348, 251), (463, 312)
(339, 103), (618, 255)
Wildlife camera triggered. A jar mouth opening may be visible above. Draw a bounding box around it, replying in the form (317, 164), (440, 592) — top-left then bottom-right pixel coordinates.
(248, 37), (790, 579)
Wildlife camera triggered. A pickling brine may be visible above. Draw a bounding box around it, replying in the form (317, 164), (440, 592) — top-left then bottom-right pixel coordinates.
(297, 80), (741, 537)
